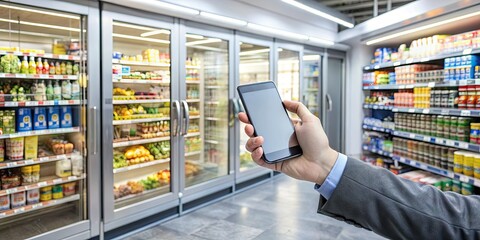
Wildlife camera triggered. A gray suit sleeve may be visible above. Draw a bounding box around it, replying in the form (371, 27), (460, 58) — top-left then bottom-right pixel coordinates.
(317, 157), (480, 239)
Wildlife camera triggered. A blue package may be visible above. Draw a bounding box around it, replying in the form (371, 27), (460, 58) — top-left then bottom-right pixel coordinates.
(33, 107), (47, 130)
(16, 108), (32, 132)
(60, 107), (72, 128)
(48, 107), (60, 129)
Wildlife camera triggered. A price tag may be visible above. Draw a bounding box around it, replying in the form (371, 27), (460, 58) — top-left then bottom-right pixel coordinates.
(13, 208), (25, 214)
(373, 105), (378, 109)
(409, 133), (415, 138)
(6, 162), (16, 167)
(463, 48), (473, 55)
(15, 74), (26, 78)
(68, 176), (77, 181)
(435, 138), (442, 144)
(39, 74), (49, 79)
(24, 160), (34, 165)
(428, 82), (435, 88)
(4, 102), (17, 107)
(441, 109), (449, 115)
(398, 85), (406, 89)
(37, 182), (47, 187)
(373, 86), (379, 89)
(408, 108), (415, 113)
(393, 61), (401, 66)
(5, 189), (16, 194)
(406, 85), (414, 89)
(374, 65), (380, 69)
(0, 212), (6, 217)
(26, 101), (38, 106)
(420, 57), (430, 62)
(446, 140), (455, 146)
(459, 175), (469, 182)
(461, 110), (471, 116)
(406, 58), (414, 64)
(422, 109), (430, 114)
(423, 136), (431, 141)
(39, 157), (48, 162)
(53, 179), (62, 184)
(459, 80), (468, 86)
(459, 142), (469, 149)
(59, 55), (69, 60)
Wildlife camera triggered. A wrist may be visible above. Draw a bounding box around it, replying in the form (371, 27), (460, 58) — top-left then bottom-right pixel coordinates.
(314, 148), (338, 185)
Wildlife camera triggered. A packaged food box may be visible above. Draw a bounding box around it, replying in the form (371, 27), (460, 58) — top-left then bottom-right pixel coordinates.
(63, 182), (76, 197)
(0, 139), (4, 162)
(33, 107), (47, 130)
(27, 189), (40, 205)
(5, 137), (24, 160)
(48, 107), (60, 129)
(11, 191), (26, 208)
(60, 106), (72, 128)
(16, 108), (32, 132)
(0, 195), (10, 211)
(24, 136), (38, 159)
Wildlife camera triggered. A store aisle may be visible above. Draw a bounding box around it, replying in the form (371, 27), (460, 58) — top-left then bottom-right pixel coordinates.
(122, 175), (385, 240)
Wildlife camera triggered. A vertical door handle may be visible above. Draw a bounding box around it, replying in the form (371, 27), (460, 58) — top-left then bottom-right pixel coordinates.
(90, 106), (97, 155)
(229, 98), (240, 127)
(326, 94), (333, 112)
(172, 100), (181, 136)
(237, 98), (244, 113)
(181, 100), (190, 136)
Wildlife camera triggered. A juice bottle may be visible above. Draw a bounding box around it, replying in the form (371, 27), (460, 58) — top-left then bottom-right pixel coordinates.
(71, 80), (80, 100)
(49, 62), (55, 75)
(43, 59), (49, 74)
(35, 80), (46, 101)
(28, 56), (36, 74)
(46, 80), (54, 100)
(73, 63), (79, 75)
(55, 62), (61, 75)
(21, 56), (29, 74)
(66, 62), (73, 75)
(53, 80), (61, 100)
(36, 57), (43, 74)
(60, 62), (66, 75)
(61, 80), (71, 100)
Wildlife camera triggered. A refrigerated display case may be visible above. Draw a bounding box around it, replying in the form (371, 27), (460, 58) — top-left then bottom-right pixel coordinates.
(276, 47), (301, 102)
(235, 35), (274, 183)
(178, 23), (234, 206)
(0, 1), (100, 239)
(101, 7), (179, 232)
(303, 53), (322, 117)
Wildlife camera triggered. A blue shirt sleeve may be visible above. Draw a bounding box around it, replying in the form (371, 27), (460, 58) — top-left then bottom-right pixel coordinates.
(314, 153), (348, 200)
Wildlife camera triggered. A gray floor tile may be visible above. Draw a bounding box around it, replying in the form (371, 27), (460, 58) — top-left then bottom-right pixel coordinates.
(193, 202), (243, 220)
(224, 207), (280, 229)
(162, 213), (217, 235)
(123, 226), (205, 240)
(192, 219), (263, 240)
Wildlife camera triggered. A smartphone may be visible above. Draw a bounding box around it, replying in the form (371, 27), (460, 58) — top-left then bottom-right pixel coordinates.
(237, 81), (302, 163)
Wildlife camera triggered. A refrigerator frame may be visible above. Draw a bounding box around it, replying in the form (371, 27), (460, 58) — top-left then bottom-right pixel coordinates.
(177, 20), (235, 211)
(4, 0), (102, 239)
(100, 4), (181, 232)
(233, 32), (275, 185)
(302, 46), (326, 121)
(273, 40), (304, 103)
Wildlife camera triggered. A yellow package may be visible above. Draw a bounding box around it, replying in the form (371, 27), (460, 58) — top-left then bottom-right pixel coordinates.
(24, 136), (38, 159)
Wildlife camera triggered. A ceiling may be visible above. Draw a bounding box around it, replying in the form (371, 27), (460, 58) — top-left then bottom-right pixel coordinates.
(316, 0), (416, 26)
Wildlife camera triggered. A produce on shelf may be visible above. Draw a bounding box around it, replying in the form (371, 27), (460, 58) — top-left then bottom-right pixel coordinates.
(185, 161), (201, 177)
(113, 87), (136, 100)
(189, 106), (200, 116)
(0, 79), (79, 102)
(185, 137), (201, 153)
(146, 141), (170, 160)
(113, 152), (128, 169)
(0, 54), (20, 73)
(122, 71), (164, 80)
(364, 92), (394, 106)
(138, 121), (169, 138)
(123, 145), (154, 166)
(112, 49), (170, 64)
(113, 105), (169, 120)
(113, 169), (170, 200)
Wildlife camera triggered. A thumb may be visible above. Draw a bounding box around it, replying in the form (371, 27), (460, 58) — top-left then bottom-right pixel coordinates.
(283, 100), (313, 121)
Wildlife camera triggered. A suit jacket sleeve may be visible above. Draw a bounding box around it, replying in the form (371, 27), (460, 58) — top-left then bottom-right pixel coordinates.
(317, 157), (480, 239)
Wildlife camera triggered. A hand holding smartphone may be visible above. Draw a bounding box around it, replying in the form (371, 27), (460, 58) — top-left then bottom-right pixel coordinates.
(237, 81), (302, 163)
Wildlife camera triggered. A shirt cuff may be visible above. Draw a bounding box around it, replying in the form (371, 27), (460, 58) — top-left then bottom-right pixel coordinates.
(314, 153), (348, 200)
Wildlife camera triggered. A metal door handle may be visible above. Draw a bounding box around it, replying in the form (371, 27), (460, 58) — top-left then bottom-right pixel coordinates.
(181, 100), (190, 136)
(326, 94), (333, 112)
(229, 98), (240, 127)
(90, 106), (97, 155)
(237, 98), (244, 113)
(172, 100), (180, 136)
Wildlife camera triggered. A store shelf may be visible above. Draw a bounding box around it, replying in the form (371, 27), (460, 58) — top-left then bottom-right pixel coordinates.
(112, 59), (170, 67)
(0, 194), (80, 219)
(391, 107), (480, 117)
(185, 80), (200, 84)
(0, 127), (80, 139)
(0, 100), (81, 107)
(363, 48), (480, 70)
(112, 117), (169, 125)
(363, 80), (480, 90)
(113, 79), (170, 84)
(189, 116), (200, 120)
(113, 158), (170, 174)
(362, 124), (393, 134)
(186, 99), (200, 103)
(393, 155), (480, 187)
(205, 139), (219, 144)
(0, 51), (81, 61)
(304, 75), (319, 78)
(0, 153), (80, 170)
(363, 104), (394, 110)
(362, 145), (393, 158)
(305, 88), (319, 92)
(185, 132), (200, 138)
(113, 136), (170, 148)
(205, 117), (221, 121)
(0, 73), (78, 80)
(205, 86), (223, 89)
(205, 101), (220, 105)
(112, 99), (169, 104)
(0, 174), (86, 196)
(186, 65), (201, 69)
(114, 185), (169, 203)
(185, 151), (202, 157)
(393, 130), (480, 152)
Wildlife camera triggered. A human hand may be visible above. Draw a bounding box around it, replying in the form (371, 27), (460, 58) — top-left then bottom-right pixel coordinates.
(238, 100), (338, 185)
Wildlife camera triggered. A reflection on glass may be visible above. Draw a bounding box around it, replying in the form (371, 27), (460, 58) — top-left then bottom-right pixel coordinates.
(0, 4), (87, 239)
(239, 43), (270, 172)
(185, 34), (229, 187)
(277, 48), (300, 102)
(111, 21), (172, 209)
(303, 54), (321, 117)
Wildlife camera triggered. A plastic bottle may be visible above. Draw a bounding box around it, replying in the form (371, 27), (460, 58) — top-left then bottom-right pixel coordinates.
(53, 80), (61, 100)
(46, 80), (54, 100)
(71, 80), (80, 100)
(49, 62), (55, 75)
(55, 62), (61, 75)
(66, 62), (73, 75)
(43, 59), (49, 74)
(73, 63), (79, 75)
(36, 57), (43, 74)
(21, 56), (29, 74)
(60, 62), (66, 75)
(36, 80), (46, 101)
(61, 80), (71, 100)
(28, 56), (36, 74)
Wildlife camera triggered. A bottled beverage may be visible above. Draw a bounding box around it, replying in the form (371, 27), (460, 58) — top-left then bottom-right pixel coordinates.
(43, 59), (49, 74)
(21, 56), (28, 74)
(71, 80), (80, 100)
(28, 56), (36, 74)
(66, 62), (73, 75)
(60, 62), (66, 75)
(49, 62), (55, 75)
(46, 80), (54, 100)
(53, 80), (61, 100)
(55, 62), (61, 75)
(61, 80), (71, 100)
(36, 58), (43, 74)
(35, 80), (46, 101)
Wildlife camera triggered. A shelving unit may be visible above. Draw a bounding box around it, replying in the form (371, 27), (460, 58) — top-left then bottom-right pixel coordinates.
(0, 194), (81, 219)
(0, 174), (86, 196)
(362, 124), (393, 134)
(112, 99), (170, 104)
(112, 117), (169, 125)
(113, 136), (170, 148)
(0, 100), (81, 107)
(362, 145), (393, 158)
(393, 130), (480, 151)
(0, 127), (80, 139)
(0, 73), (79, 80)
(0, 153), (81, 170)
(113, 159), (170, 174)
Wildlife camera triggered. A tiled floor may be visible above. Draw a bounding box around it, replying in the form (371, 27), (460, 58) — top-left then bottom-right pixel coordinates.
(123, 175), (386, 240)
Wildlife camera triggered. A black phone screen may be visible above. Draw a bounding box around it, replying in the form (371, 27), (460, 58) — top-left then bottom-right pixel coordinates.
(238, 82), (301, 162)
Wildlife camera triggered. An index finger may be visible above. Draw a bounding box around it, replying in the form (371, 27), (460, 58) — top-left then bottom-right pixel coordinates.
(283, 100), (314, 122)
(238, 112), (250, 124)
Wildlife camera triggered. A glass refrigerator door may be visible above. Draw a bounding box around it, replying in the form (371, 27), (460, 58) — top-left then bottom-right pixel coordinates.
(184, 34), (229, 187)
(277, 48), (300, 102)
(0, 4), (88, 239)
(303, 54), (321, 117)
(238, 43), (270, 172)
(111, 22), (172, 209)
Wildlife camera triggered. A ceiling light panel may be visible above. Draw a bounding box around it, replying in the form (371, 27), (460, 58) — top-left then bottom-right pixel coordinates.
(113, 33), (170, 44)
(186, 38), (222, 46)
(199, 12), (247, 26)
(133, 0), (199, 15)
(186, 34), (204, 39)
(140, 29), (171, 37)
(281, 0), (354, 28)
(308, 37), (335, 46)
(0, 17), (81, 32)
(0, 3), (79, 19)
(247, 23), (309, 40)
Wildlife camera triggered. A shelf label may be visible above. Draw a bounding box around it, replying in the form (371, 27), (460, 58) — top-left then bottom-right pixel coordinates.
(59, 55), (69, 60)
(393, 61), (401, 66)
(398, 85), (406, 89)
(461, 110), (471, 116)
(435, 138), (443, 144)
(13, 208), (25, 214)
(409, 133), (415, 138)
(441, 109), (449, 115)
(458, 142), (469, 149)
(459, 175), (469, 183)
(459, 80), (468, 86)
(53, 179), (62, 184)
(423, 136), (431, 142)
(37, 182), (47, 187)
(428, 82), (435, 88)
(422, 109), (430, 114)
(406, 58), (414, 64)
(24, 160), (34, 165)
(406, 85), (414, 89)
(408, 108), (415, 113)
(373, 105), (378, 109)
(374, 65), (380, 69)
(5, 189), (15, 194)
(446, 140), (455, 146)
(6, 162), (16, 167)
(16, 74), (26, 78)
(463, 48), (473, 55)
(420, 57), (430, 62)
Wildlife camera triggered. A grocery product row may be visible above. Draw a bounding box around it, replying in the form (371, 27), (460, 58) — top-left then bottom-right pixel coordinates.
(1, 55), (80, 75)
